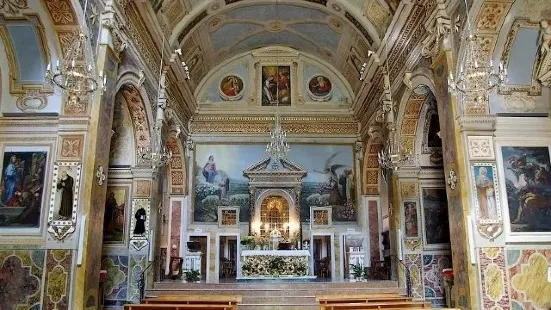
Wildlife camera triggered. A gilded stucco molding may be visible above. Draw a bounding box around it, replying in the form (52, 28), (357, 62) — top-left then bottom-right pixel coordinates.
(456, 115), (497, 132)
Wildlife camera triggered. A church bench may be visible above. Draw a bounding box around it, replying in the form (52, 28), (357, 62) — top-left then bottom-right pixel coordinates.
(317, 293), (413, 304)
(124, 304), (236, 310)
(142, 295), (241, 309)
(319, 301), (432, 310)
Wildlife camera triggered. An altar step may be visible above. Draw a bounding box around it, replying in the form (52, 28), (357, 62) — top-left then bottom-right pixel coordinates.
(148, 280), (403, 309)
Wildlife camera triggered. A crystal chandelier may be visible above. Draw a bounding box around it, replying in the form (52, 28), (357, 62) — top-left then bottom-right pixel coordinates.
(45, 1), (105, 108)
(138, 124), (173, 171)
(377, 71), (411, 173)
(266, 113), (290, 162)
(448, 0), (507, 106)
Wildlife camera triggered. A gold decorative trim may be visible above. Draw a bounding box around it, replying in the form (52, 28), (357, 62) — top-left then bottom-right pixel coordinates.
(477, 223), (503, 241)
(404, 238), (421, 250)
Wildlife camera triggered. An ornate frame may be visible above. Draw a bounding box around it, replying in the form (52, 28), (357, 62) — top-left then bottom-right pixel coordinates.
(219, 74), (245, 101)
(130, 198), (151, 251)
(420, 186), (451, 250)
(470, 163), (502, 224)
(47, 161), (82, 240)
(218, 206), (239, 228)
(310, 206), (332, 228)
(499, 19), (542, 96)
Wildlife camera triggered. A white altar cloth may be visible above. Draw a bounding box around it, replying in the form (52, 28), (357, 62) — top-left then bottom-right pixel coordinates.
(241, 250), (310, 257)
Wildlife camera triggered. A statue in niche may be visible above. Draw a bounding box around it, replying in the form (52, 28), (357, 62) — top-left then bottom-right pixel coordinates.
(134, 208), (146, 235)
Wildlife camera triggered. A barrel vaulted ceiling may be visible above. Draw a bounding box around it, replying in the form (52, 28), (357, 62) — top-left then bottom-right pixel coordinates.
(150, 0), (401, 93)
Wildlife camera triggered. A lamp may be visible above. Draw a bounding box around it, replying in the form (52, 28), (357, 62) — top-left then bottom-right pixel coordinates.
(45, 0), (105, 108)
(265, 0), (289, 168)
(448, 0), (507, 106)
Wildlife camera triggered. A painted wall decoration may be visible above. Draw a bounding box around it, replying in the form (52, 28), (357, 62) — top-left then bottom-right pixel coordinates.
(307, 75), (332, 101)
(471, 163), (501, 223)
(103, 186), (128, 244)
(479, 247), (510, 310)
(0, 148), (47, 228)
(48, 162), (81, 223)
(404, 201), (419, 238)
(0, 250), (45, 309)
(43, 249), (73, 310)
(501, 146), (551, 233)
(219, 75), (244, 101)
(130, 198), (150, 251)
(421, 188), (450, 247)
(508, 248), (551, 310)
(101, 255), (128, 307)
(261, 66), (291, 106)
(423, 254), (452, 307)
(194, 144), (355, 222)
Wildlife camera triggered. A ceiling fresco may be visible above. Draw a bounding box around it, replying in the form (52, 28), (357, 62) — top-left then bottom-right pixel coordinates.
(148, 0), (404, 92)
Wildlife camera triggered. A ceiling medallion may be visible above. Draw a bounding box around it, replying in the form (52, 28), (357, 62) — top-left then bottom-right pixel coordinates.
(267, 21), (284, 32)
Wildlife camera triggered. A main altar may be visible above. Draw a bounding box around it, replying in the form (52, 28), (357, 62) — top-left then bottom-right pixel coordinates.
(240, 156), (311, 278)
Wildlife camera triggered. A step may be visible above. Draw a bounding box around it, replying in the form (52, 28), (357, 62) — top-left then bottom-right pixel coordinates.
(240, 305), (319, 310)
(241, 295), (315, 304)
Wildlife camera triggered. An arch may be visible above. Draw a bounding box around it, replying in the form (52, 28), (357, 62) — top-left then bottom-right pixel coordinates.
(252, 188), (299, 238)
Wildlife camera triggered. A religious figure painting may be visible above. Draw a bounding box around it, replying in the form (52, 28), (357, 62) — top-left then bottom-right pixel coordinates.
(403, 201), (419, 238)
(193, 144), (355, 223)
(131, 198), (150, 239)
(0, 148), (47, 228)
(103, 186), (127, 244)
(219, 75), (244, 101)
(308, 75), (332, 101)
(50, 162), (81, 223)
(261, 66), (291, 106)
(422, 188), (450, 247)
(501, 146), (551, 232)
(472, 163), (501, 223)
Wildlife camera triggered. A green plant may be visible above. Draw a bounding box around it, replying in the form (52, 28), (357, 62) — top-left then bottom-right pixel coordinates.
(240, 236), (254, 245)
(351, 263), (364, 279)
(183, 269), (201, 282)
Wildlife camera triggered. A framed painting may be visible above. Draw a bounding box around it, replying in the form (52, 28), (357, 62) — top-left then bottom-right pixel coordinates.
(130, 198), (150, 251)
(403, 201), (419, 238)
(48, 162), (82, 226)
(311, 206), (332, 228)
(421, 187), (450, 249)
(219, 74), (244, 101)
(471, 163), (502, 223)
(261, 65), (291, 106)
(0, 146), (48, 229)
(103, 186), (129, 244)
(500, 146), (551, 234)
(218, 206), (239, 228)
(307, 75), (332, 101)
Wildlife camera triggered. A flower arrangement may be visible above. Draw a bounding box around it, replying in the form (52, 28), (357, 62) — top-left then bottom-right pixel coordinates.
(242, 255), (308, 277)
(184, 269), (201, 283)
(442, 268), (454, 287)
(241, 236), (254, 245)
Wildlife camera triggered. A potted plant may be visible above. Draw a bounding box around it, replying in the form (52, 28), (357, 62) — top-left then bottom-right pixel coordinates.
(442, 268), (454, 307)
(240, 236), (254, 250)
(184, 269), (201, 283)
(351, 263), (364, 282)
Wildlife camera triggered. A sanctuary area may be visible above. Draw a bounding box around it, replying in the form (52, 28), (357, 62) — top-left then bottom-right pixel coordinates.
(0, 0), (551, 309)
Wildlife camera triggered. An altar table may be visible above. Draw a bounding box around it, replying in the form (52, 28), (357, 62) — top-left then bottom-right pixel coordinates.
(241, 250), (310, 278)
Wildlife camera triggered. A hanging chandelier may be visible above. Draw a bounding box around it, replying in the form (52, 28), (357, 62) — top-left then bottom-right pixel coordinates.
(45, 0), (105, 107)
(138, 124), (173, 171)
(448, 0), (507, 106)
(266, 113), (290, 162)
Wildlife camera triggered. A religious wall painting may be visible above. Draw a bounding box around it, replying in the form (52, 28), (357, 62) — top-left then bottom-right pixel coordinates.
(47, 162), (81, 240)
(307, 75), (332, 101)
(130, 198), (150, 251)
(501, 146), (551, 233)
(193, 144), (355, 223)
(0, 148), (48, 229)
(103, 186), (128, 244)
(311, 206), (332, 227)
(421, 188), (450, 248)
(261, 66), (291, 106)
(403, 201), (419, 238)
(219, 75), (244, 101)
(471, 163), (502, 223)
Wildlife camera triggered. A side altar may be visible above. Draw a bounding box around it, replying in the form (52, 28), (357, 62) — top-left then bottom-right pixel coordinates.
(241, 250), (310, 278)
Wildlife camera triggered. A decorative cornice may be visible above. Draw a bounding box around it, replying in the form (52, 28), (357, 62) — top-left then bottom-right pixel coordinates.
(190, 115), (359, 135)
(456, 115), (497, 132)
(494, 117), (551, 137)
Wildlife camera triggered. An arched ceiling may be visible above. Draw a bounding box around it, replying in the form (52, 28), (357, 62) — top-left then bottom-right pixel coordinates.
(151, 0), (401, 90)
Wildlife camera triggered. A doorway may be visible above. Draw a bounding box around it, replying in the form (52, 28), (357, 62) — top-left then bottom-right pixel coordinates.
(312, 235), (332, 279)
(189, 235), (208, 281)
(218, 235), (238, 281)
(341, 234), (365, 280)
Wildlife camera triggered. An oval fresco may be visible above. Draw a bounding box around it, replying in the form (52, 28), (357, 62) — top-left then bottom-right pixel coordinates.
(219, 75), (244, 101)
(308, 75), (332, 101)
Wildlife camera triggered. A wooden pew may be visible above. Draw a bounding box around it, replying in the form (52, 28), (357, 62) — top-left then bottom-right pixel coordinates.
(142, 294), (241, 310)
(124, 304), (235, 310)
(319, 301), (432, 310)
(317, 293), (413, 305)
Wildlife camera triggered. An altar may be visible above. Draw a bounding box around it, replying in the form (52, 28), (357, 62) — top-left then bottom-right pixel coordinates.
(240, 250), (310, 278)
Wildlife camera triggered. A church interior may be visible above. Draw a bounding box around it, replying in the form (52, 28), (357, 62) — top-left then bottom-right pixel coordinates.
(1, 0), (551, 309)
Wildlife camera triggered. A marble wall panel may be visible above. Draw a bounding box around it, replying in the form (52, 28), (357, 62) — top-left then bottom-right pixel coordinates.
(508, 248), (551, 310)
(101, 255), (128, 307)
(43, 250), (73, 310)
(0, 250), (45, 310)
(405, 253), (424, 299)
(128, 255), (147, 303)
(368, 200), (380, 262)
(478, 247), (509, 310)
(423, 254), (452, 307)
